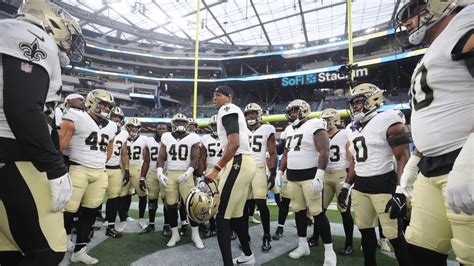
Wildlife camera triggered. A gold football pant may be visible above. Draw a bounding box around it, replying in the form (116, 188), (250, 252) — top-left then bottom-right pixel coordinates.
(217, 154), (256, 219)
(406, 173), (474, 265)
(323, 169), (347, 212)
(352, 189), (398, 239)
(65, 164), (108, 213)
(248, 163), (268, 200)
(146, 168), (165, 201)
(0, 162), (67, 258)
(288, 179), (322, 216)
(164, 170), (195, 206)
(119, 165), (147, 197)
(106, 167), (123, 199)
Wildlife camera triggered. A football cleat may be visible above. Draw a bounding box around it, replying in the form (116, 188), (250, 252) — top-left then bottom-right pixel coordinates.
(191, 226), (205, 249)
(162, 224), (171, 237)
(307, 235), (319, 247)
(179, 223), (188, 236)
(203, 229), (217, 239)
(232, 253), (256, 265)
(139, 224), (155, 234)
(116, 221), (127, 233)
(323, 250), (337, 266)
(105, 228), (123, 238)
(249, 216), (261, 224)
(167, 227), (181, 247)
(339, 245), (353, 256)
(272, 227), (284, 241)
(289, 242), (310, 259)
(262, 235), (272, 253)
(70, 247), (98, 265)
(378, 238), (391, 252)
(138, 218), (147, 230)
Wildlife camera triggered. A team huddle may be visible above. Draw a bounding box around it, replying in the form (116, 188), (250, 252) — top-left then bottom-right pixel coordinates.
(0, 0), (473, 265)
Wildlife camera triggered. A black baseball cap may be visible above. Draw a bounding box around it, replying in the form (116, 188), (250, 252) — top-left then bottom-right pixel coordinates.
(214, 85), (233, 98)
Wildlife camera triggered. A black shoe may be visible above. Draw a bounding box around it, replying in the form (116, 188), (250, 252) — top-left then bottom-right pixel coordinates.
(179, 224), (188, 236)
(140, 224), (155, 234)
(262, 235), (272, 253)
(272, 227), (283, 241)
(231, 231), (237, 241)
(339, 245), (353, 256)
(307, 235), (319, 247)
(162, 225), (171, 237)
(199, 224), (209, 234)
(203, 229), (217, 239)
(106, 228), (123, 238)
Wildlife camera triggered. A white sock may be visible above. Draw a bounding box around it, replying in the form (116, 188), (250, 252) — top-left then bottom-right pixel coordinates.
(298, 237), (307, 246)
(324, 243), (334, 252)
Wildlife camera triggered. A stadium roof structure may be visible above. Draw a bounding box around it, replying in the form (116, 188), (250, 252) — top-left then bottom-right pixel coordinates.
(54, 0), (402, 51)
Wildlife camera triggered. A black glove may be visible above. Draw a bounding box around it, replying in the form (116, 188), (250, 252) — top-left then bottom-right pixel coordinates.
(123, 169), (130, 186)
(267, 167), (276, 190)
(139, 177), (146, 192)
(385, 192), (407, 219)
(338, 187), (349, 209)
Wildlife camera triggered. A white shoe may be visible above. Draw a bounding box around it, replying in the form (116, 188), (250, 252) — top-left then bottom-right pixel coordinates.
(378, 238), (391, 252)
(191, 226), (204, 249)
(70, 247), (98, 264)
(66, 235), (74, 252)
(103, 221), (108, 227)
(232, 252), (255, 265)
(167, 227), (181, 247)
(116, 221), (127, 232)
(250, 216), (261, 224)
(138, 218), (147, 230)
(323, 250), (337, 266)
(126, 216), (135, 222)
(289, 242), (310, 259)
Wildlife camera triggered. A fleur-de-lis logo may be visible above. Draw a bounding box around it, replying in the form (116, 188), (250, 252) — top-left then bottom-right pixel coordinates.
(233, 163), (240, 170)
(19, 38), (47, 62)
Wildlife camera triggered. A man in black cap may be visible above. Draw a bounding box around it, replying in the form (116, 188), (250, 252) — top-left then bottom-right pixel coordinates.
(205, 85), (257, 265)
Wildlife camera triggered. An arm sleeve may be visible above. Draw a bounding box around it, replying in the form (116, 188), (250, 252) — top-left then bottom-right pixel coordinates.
(222, 113), (239, 136)
(2, 54), (67, 179)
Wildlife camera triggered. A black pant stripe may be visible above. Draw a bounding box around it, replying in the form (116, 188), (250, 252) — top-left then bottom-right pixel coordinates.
(216, 154), (242, 220)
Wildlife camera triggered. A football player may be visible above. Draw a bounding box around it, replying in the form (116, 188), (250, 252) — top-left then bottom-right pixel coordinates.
(0, 0), (83, 263)
(337, 83), (410, 266)
(205, 85), (257, 265)
(198, 114), (223, 238)
(60, 89), (116, 264)
(395, 1), (474, 265)
(273, 129), (292, 241)
(187, 118), (199, 133)
(279, 100), (336, 264)
(55, 94), (85, 127)
(310, 108), (354, 255)
(104, 106), (129, 238)
(118, 118), (149, 231)
(157, 114), (204, 249)
(139, 122), (169, 234)
(244, 103), (278, 252)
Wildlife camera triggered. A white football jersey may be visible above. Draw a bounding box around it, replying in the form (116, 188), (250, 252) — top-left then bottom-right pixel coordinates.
(217, 103), (251, 155)
(63, 109), (117, 169)
(327, 129), (349, 171)
(128, 135), (148, 166)
(248, 124), (276, 164)
(285, 118), (327, 170)
(161, 132), (200, 170)
(410, 5), (474, 157)
(106, 130), (129, 167)
(0, 19), (62, 139)
(145, 136), (161, 171)
(201, 134), (223, 167)
(346, 110), (404, 177)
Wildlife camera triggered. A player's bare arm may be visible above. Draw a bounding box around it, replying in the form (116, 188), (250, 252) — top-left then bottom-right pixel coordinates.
(314, 129), (329, 171)
(387, 122), (411, 185)
(59, 119), (75, 153)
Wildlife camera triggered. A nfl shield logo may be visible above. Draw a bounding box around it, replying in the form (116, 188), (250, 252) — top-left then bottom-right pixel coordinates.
(21, 62), (33, 73)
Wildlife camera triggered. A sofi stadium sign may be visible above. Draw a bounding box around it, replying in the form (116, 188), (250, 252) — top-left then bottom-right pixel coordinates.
(281, 68), (368, 87)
